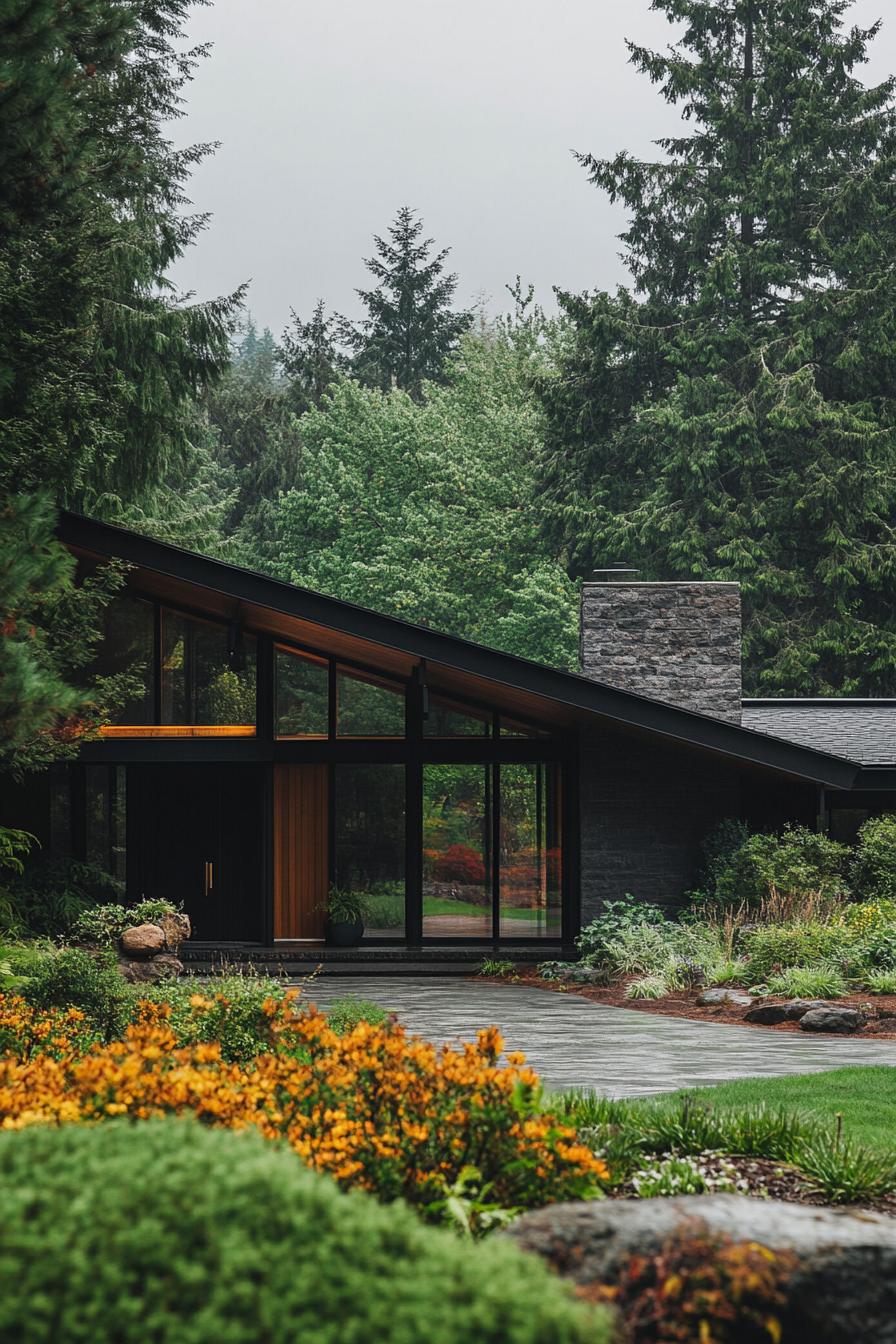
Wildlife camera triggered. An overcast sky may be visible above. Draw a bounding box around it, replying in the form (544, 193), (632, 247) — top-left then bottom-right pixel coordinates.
(170, 0), (895, 337)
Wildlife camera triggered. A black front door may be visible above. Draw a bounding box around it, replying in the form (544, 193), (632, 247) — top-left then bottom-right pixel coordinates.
(127, 765), (265, 942)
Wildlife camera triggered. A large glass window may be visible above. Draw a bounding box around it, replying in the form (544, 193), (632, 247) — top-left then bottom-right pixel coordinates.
(275, 646), (328, 737)
(333, 765), (406, 937)
(498, 763), (562, 939)
(161, 610), (256, 729)
(336, 667), (405, 737)
(424, 696), (491, 737)
(87, 595), (155, 725)
(85, 765), (127, 884)
(422, 765), (492, 937)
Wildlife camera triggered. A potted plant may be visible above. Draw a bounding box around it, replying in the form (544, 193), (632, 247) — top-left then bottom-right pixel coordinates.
(322, 887), (367, 947)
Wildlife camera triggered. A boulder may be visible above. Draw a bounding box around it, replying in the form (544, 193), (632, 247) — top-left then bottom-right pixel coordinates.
(799, 1006), (864, 1034)
(745, 999), (839, 1026)
(117, 953), (184, 985)
(505, 1195), (896, 1343)
(119, 923), (165, 959)
(696, 987), (752, 1007)
(158, 911), (191, 950)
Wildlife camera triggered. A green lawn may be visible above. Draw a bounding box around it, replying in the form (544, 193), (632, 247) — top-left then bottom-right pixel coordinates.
(656, 1066), (896, 1154)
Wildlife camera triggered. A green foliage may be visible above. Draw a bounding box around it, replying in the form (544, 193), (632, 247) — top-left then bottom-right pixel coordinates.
(631, 1155), (731, 1198)
(325, 995), (389, 1035)
(854, 925), (896, 972)
(4, 858), (124, 937)
(713, 825), (850, 909)
(797, 1127), (896, 1204)
(537, 0), (896, 695)
(851, 815), (896, 904)
(742, 922), (853, 982)
(765, 964), (849, 999)
(697, 819), (752, 899)
(625, 973), (668, 1000)
(140, 972), (287, 1062)
(341, 206), (473, 397)
(860, 969), (896, 995)
(273, 301), (579, 669)
(477, 959), (517, 979)
(423, 1164), (520, 1237)
(0, 828), (36, 877)
(324, 887), (367, 924)
(24, 947), (131, 1041)
(576, 896), (666, 963)
(0, 1119), (602, 1344)
(74, 899), (179, 946)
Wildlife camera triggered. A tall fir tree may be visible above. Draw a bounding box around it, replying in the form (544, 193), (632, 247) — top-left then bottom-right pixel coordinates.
(280, 300), (342, 413)
(342, 206), (473, 397)
(0, 0), (241, 775)
(537, 0), (896, 695)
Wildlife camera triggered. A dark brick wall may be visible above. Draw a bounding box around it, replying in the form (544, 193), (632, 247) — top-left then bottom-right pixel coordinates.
(578, 725), (820, 922)
(580, 581), (743, 723)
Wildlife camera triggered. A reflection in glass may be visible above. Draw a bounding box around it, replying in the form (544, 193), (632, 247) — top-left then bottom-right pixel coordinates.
(423, 696), (490, 737)
(498, 763), (562, 938)
(336, 668), (405, 737)
(333, 765), (406, 937)
(87, 595), (155, 724)
(499, 718), (549, 738)
(161, 611), (256, 727)
(422, 765), (492, 937)
(84, 765), (127, 883)
(275, 646), (328, 737)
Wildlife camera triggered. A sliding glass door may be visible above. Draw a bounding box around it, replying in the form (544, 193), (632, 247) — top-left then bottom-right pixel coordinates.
(421, 761), (562, 941)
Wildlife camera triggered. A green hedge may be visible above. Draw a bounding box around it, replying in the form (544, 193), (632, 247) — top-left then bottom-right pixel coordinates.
(0, 1119), (604, 1344)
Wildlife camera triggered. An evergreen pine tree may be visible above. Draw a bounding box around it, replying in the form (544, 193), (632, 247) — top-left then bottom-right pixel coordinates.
(537, 0), (896, 694)
(280, 300), (341, 412)
(342, 206), (473, 397)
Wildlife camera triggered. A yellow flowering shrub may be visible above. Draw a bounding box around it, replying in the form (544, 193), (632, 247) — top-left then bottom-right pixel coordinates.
(0, 991), (607, 1221)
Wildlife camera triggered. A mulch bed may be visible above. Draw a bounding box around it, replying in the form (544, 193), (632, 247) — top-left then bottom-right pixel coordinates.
(609, 1154), (896, 1215)
(479, 972), (896, 1037)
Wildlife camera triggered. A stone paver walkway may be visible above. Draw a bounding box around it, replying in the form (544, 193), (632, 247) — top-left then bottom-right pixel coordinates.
(299, 975), (896, 1097)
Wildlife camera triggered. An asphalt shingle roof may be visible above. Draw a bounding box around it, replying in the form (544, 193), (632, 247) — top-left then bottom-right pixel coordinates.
(741, 701), (896, 766)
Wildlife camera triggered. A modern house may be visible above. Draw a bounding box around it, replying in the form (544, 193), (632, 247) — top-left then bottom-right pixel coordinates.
(6, 512), (896, 967)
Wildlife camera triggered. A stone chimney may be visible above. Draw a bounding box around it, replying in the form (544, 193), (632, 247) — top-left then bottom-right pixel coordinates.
(580, 573), (743, 723)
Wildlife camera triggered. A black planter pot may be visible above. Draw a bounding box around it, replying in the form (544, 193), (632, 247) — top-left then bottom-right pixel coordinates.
(324, 918), (364, 948)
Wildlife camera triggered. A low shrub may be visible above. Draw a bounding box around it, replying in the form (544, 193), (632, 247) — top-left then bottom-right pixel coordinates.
(625, 974), (668, 1000)
(477, 958), (517, 978)
(713, 824), (850, 911)
(139, 973), (286, 1062)
(839, 897), (896, 936)
(796, 1129), (896, 1204)
(741, 921), (853, 982)
(0, 1119), (604, 1344)
(23, 947), (132, 1040)
(600, 1231), (795, 1344)
(362, 887), (405, 930)
(851, 815), (896, 904)
(326, 995), (389, 1034)
(0, 993), (607, 1224)
(630, 1153), (742, 1198)
(861, 968), (896, 994)
(4, 858), (124, 936)
(854, 924), (896, 971)
(576, 896), (665, 963)
(764, 963), (849, 1000)
(74, 899), (179, 946)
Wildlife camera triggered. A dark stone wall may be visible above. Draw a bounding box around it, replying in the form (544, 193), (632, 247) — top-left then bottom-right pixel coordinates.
(580, 582), (743, 723)
(578, 726), (816, 922)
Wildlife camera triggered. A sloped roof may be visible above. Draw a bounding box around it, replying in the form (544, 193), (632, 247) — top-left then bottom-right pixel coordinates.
(58, 510), (863, 788)
(742, 701), (896, 767)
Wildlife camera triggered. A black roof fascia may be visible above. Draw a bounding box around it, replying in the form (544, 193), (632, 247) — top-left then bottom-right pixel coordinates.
(58, 510), (859, 790)
(852, 768), (896, 791)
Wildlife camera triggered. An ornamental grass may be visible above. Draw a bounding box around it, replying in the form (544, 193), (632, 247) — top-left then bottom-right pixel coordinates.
(0, 991), (606, 1220)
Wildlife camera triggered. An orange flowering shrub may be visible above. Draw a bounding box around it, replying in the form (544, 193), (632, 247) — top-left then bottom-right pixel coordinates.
(0, 991), (606, 1222)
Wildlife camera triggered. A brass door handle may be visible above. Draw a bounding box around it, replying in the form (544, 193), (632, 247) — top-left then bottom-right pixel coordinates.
(204, 861), (214, 896)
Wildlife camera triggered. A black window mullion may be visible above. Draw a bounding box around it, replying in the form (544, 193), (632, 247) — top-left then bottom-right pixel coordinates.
(152, 603), (162, 724)
(491, 762), (501, 947)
